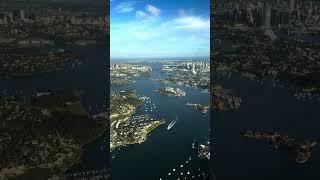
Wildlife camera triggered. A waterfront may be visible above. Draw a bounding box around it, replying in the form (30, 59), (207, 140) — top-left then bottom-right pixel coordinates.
(111, 62), (210, 180)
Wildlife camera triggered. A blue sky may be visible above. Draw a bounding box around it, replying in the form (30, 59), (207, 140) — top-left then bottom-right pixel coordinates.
(110, 0), (210, 58)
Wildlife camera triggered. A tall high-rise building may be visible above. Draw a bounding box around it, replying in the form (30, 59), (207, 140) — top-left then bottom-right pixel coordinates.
(8, 12), (13, 23)
(289, 0), (295, 13)
(20, 10), (25, 20)
(263, 1), (271, 27)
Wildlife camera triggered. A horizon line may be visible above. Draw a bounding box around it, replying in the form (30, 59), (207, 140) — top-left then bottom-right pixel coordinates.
(111, 56), (210, 60)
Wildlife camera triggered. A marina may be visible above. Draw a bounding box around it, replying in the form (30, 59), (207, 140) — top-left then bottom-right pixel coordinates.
(160, 141), (209, 180)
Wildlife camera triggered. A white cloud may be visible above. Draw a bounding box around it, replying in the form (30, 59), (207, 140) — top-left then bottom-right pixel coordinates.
(123, 16), (207, 45)
(171, 16), (209, 30)
(136, 10), (149, 19)
(111, 6), (209, 58)
(135, 4), (161, 23)
(146, 4), (161, 17)
(122, 15), (209, 41)
(115, 2), (135, 13)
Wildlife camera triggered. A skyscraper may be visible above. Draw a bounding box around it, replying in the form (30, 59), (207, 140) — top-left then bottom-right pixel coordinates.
(263, 1), (271, 27)
(289, 0), (295, 13)
(8, 12), (13, 23)
(20, 10), (25, 20)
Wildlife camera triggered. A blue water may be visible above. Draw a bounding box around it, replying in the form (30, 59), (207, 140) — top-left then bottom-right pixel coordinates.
(111, 62), (210, 180)
(214, 73), (320, 180)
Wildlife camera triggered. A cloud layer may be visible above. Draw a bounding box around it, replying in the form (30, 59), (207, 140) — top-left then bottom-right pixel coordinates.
(111, 1), (209, 58)
(114, 1), (135, 13)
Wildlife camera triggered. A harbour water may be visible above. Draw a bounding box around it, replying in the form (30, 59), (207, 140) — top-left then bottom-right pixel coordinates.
(212, 29), (320, 179)
(111, 62), (210, 180)
(214, 72), (320, 180)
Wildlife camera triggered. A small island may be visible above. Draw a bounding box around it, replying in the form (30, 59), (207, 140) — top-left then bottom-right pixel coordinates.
(154, 86), (186, 96)
(191, 141), (210, 160)
(242, 130), (318, 164)
(186, 103), (209, 113)
(212, 85), (242, 111)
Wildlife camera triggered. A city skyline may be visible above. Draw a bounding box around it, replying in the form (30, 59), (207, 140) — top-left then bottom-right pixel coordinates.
(110, 0), (210, 58)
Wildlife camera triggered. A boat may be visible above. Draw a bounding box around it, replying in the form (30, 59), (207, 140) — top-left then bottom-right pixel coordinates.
(167, 120), (176, 130)
(167, 115), (178, 130)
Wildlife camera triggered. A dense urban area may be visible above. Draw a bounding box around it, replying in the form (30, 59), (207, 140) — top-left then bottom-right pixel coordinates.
(0, 1), (108, 77)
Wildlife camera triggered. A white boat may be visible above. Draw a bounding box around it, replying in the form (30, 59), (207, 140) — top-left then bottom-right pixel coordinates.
(167, 120), (176, 130)
(167, 115), (178, 130)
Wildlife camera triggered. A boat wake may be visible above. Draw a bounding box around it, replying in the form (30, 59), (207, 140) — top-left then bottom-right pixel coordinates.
(167, 115), (178, 130)
(167, 120), (176, 130)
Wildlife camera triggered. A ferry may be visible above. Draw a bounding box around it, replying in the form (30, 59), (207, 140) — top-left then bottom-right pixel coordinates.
(167, 115), (178, 130)
(167, 120), (176, 130)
